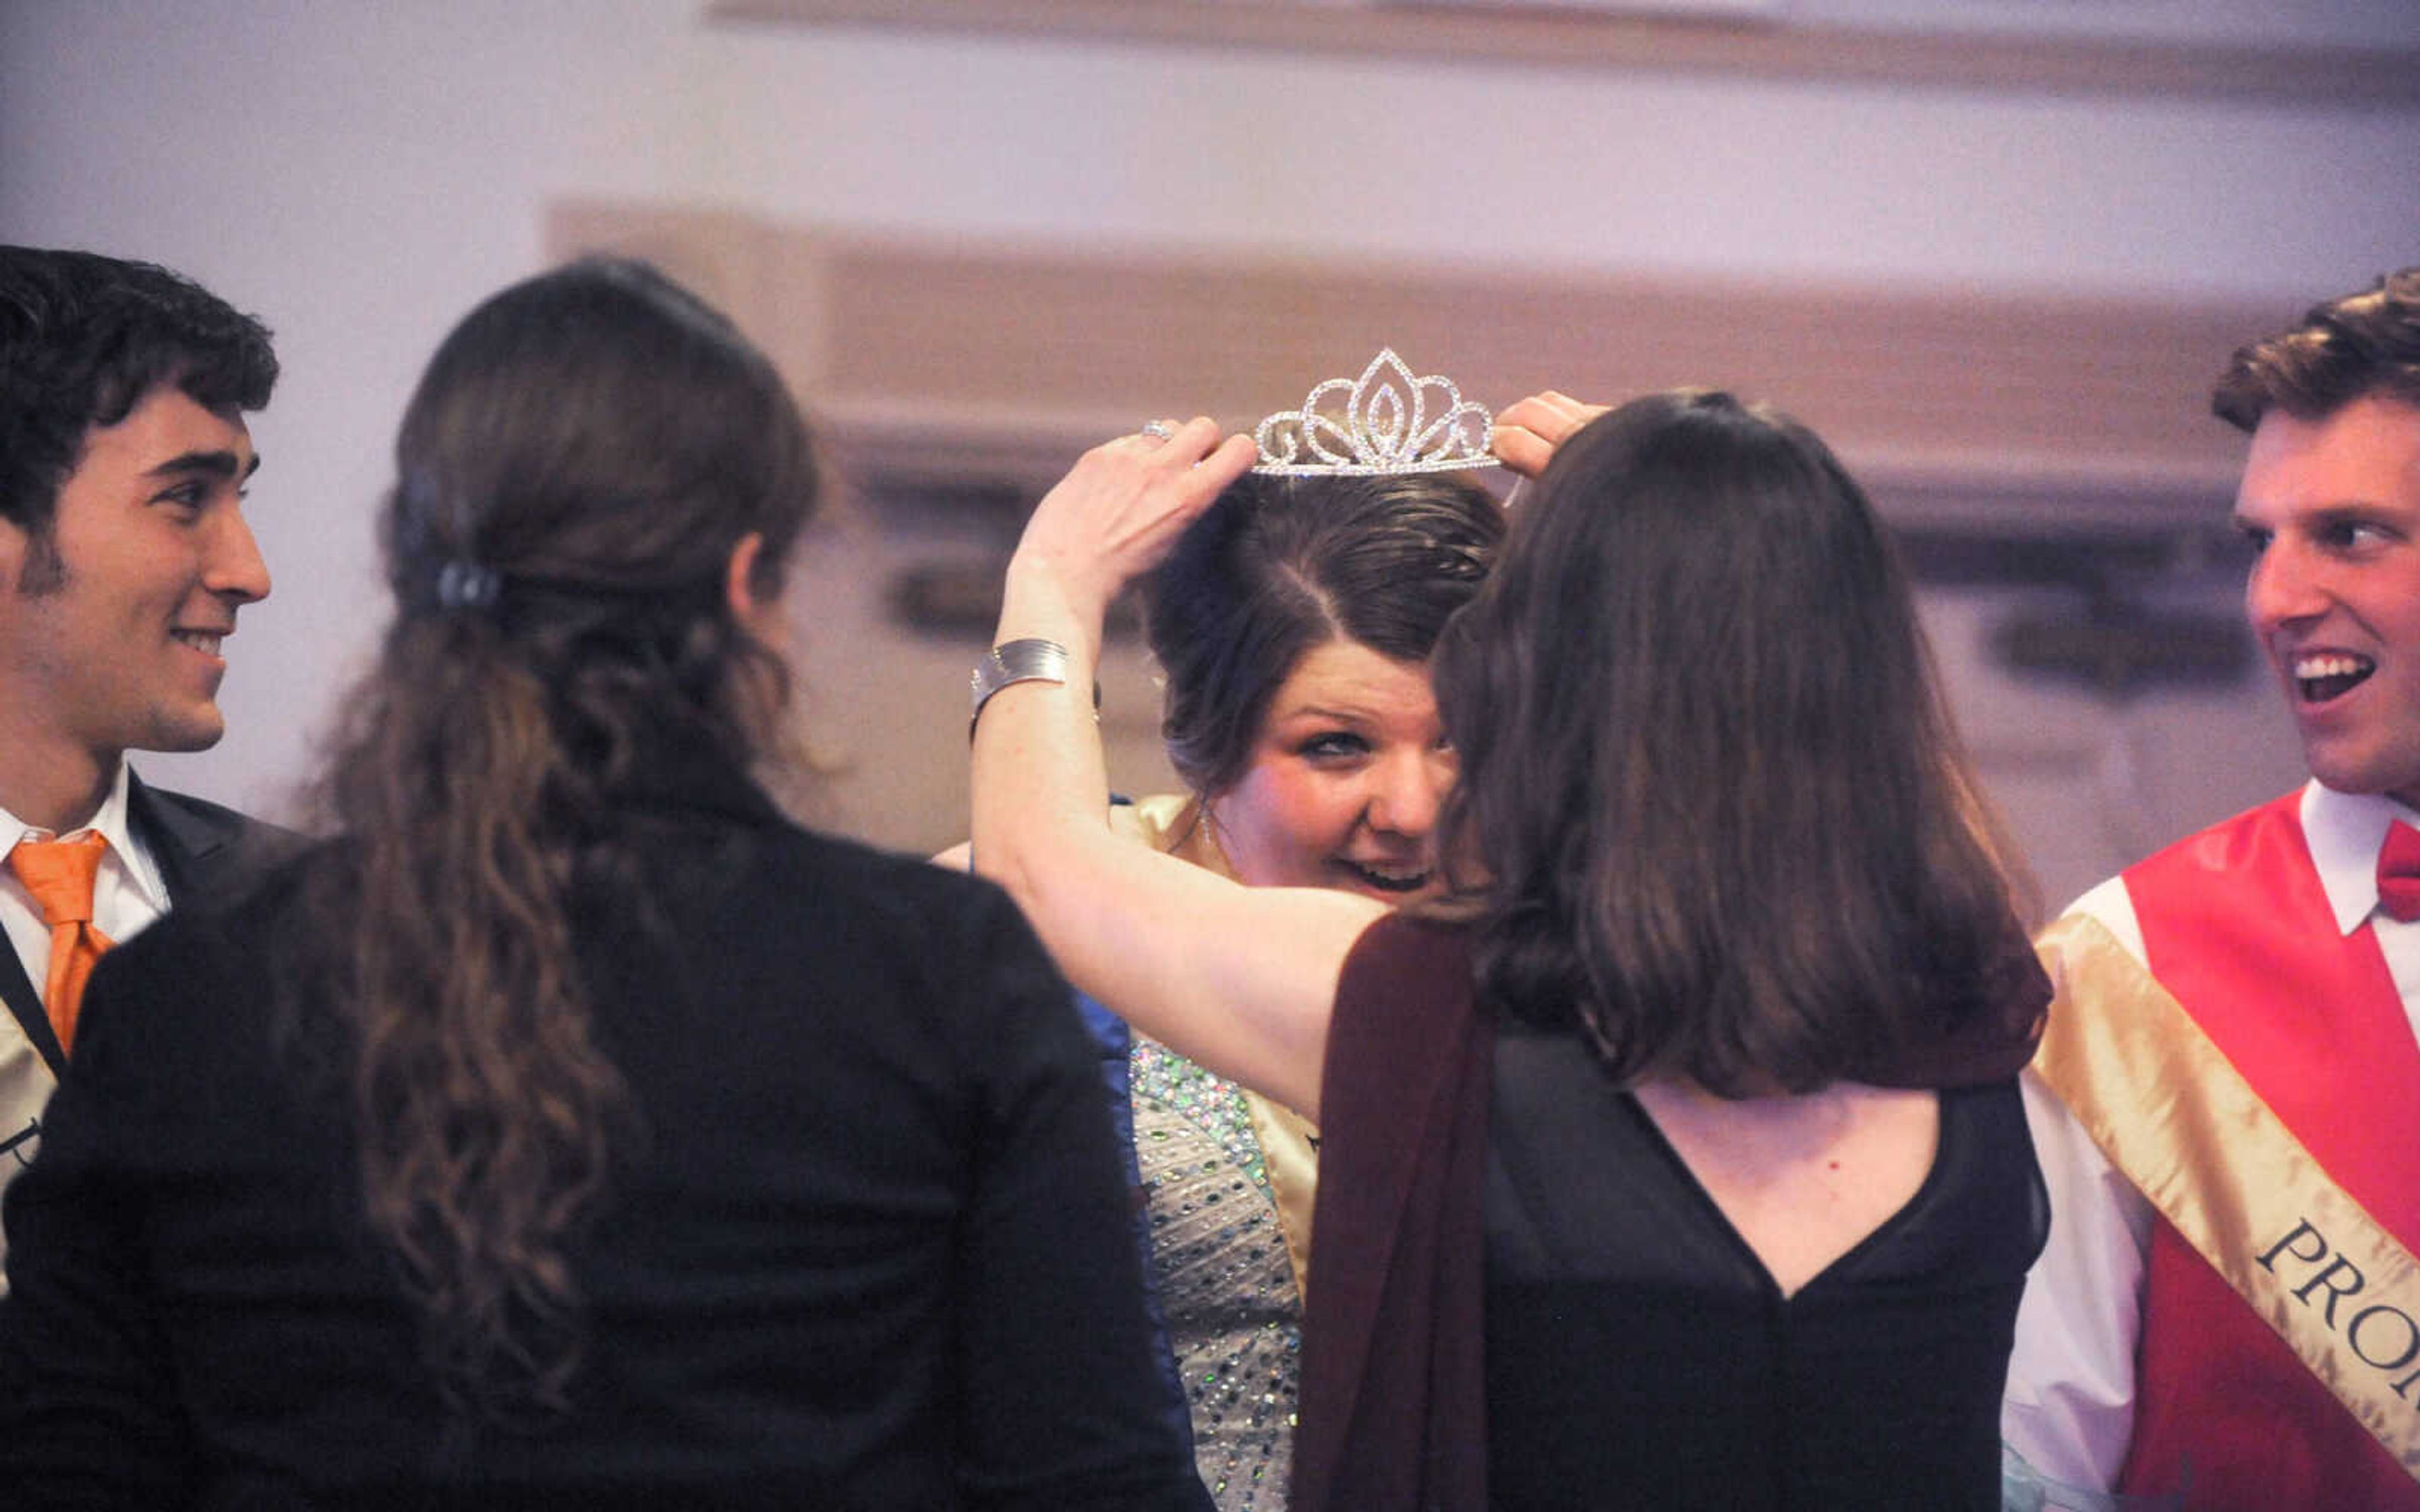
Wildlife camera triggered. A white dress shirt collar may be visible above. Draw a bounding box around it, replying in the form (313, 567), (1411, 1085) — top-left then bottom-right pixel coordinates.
(0, 763), (170, 914)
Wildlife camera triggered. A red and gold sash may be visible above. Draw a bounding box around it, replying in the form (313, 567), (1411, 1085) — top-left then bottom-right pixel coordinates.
(2037, 794), (2420, 1500)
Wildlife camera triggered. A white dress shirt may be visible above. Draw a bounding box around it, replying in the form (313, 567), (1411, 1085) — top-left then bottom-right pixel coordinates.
(2002, 781), (2420, 1491)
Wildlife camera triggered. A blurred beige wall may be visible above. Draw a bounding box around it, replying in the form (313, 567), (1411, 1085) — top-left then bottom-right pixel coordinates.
(3, 0), (2409, 899)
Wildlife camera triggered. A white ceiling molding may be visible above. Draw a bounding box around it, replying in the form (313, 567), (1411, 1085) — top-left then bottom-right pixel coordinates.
(548, 198), (2283, 527)
(703, 0), (2420, 105)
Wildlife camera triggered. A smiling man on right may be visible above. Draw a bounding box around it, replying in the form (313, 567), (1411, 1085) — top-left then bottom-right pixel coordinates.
(2004, 266), (2420, 1511)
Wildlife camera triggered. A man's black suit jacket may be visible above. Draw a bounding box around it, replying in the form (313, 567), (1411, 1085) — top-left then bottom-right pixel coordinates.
(1, 772), (279, 1164)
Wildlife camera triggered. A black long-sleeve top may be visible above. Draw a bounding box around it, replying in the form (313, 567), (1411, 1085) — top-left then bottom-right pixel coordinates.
(0, 743), (1209, 1511)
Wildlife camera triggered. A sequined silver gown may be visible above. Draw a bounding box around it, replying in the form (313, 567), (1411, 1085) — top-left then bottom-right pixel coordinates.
(1132, 1039), (1304, 1511)
(1121, 793), (1322, 1510)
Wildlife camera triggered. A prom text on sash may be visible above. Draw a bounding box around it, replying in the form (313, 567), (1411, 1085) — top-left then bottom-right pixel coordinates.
(2261, 1217), (2420, 1404)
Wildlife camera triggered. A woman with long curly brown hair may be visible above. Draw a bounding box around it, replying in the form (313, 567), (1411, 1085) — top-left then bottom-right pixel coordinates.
(0, 258), (1210, 1510)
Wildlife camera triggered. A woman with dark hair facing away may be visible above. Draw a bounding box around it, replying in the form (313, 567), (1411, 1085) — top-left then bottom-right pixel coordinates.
(969, 387), (2049, 1509)
(1093, 467), (1503, 1506)
(0, 259), (1210, 1509)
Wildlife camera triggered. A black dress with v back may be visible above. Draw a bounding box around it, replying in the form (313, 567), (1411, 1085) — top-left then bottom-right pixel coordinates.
(1482, 1024), (2048, 1509)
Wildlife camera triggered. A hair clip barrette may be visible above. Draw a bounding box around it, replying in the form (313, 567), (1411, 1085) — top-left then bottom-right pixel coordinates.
(433, 559), (502, 612)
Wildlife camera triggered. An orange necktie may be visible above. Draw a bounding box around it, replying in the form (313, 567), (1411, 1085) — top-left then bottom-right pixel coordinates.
(8, 831), (115, 1055)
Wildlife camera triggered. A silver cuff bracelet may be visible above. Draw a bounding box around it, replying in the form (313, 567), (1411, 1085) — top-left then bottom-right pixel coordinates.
(970, 638), (1097, 736)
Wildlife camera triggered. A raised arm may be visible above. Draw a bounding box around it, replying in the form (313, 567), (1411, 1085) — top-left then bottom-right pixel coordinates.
(969, 420), (1385, 1119)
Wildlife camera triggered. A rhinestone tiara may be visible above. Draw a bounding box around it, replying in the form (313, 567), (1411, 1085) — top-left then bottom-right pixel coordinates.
(1252, 348), (1500, 476)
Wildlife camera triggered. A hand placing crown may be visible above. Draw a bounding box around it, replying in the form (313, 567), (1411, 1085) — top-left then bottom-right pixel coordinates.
(1252, 348), (1499, 476)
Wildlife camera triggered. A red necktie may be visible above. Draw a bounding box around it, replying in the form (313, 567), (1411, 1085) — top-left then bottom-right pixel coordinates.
(7, 832), (115, 1055)
(2378, 822), (2420, 924)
